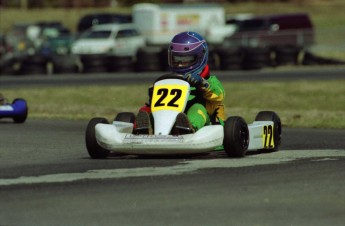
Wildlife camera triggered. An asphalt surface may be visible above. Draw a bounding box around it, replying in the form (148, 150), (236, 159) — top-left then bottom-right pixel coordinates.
(0, 68), (345, 226)
(0, 119), (344, 226)
(1, 65), (345, 88)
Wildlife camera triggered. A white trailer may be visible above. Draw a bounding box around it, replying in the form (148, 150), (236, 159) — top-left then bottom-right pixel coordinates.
(132, 3), (227, 46)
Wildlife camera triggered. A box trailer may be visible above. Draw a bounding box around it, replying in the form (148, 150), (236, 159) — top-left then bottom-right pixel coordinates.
(132, 3), (227, 46)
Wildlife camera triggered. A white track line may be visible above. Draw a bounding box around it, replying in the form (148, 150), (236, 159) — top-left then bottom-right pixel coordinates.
(0, 149), (344, 186)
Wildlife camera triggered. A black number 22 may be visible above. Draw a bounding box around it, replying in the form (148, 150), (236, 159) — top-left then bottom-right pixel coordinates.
(263, 125), (274, 148)
(154, 88), (182, 107)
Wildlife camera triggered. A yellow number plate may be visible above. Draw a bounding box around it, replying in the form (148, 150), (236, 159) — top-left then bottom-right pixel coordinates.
(151, 84), (189, 112)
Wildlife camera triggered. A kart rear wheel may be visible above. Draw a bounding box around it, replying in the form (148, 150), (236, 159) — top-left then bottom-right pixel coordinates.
(223, 116), (249, 157)
(85, 117), (110, 159)
(255, 111), (282, 151)
(12, 99), (28, 123)
(114, 112), (136, 123)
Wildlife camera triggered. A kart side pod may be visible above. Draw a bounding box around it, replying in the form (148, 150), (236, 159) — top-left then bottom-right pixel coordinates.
(0, 99), (28, 123)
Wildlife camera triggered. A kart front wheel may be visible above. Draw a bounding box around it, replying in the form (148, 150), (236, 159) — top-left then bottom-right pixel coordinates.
(85, 117), (110, 159)
(255, 111), (282, 151)
(223, 116), (249, 158)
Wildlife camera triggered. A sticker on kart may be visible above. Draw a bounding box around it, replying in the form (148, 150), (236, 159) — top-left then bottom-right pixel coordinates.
(262, 125), (275, 149)
(151, 84), (189, 112)
(0, 105), (14, 111)
(123, 134), (184, 144)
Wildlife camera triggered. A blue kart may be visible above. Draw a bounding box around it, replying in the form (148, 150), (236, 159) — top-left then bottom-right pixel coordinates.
(0, 98), (28, 123)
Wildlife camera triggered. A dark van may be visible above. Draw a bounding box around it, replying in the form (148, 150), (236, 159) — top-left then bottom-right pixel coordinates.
(225, 13), (314, 50)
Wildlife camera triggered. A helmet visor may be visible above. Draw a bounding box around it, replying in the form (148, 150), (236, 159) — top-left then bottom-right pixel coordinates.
(169, 54), (198, 69)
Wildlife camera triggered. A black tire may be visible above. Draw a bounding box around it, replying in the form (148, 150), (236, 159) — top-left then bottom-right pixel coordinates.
(208, 47), (219, 70)
(81, 54), (108, 73)
(12, 98), (28, 123)
(135, 47), (162, 72)
(114, 112), (136, 123)
(107, 56), (134, 72)
(218, 47), (243, 71)
(274, 47), (300, 66)
(0, 57), (16, 75)
(19, 54), (48, 75)
(223, 116), (249, 157)
(51, 55), (79, 74)
(159, 47), (169, 71)
(85, 117), (110, 159)
(242, 47), (271, 70)
(255, 111), (282, 151)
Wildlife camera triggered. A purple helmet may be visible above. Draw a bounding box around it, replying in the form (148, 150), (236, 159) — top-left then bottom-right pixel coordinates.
(168, 31), (208, 75)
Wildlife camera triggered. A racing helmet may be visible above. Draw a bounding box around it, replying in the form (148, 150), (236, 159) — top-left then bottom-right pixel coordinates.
(168, 31), (208, 75)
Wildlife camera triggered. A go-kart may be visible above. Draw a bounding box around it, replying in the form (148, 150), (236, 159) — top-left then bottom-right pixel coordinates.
(85, 73), (281, 158)
(0, 97), (28, 123)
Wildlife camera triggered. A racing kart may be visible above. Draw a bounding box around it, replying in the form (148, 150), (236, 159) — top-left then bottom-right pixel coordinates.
(85, 73), (281, 158)
(0, 97), (28, 123)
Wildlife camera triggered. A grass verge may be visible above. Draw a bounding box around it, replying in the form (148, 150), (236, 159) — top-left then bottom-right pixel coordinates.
(2, 79), (344, 129)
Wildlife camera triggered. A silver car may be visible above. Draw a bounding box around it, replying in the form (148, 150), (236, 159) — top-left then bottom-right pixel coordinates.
(72, 23), (146, 57)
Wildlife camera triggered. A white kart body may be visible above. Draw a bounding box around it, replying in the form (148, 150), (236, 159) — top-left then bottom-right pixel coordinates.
(96, 122), (224, 155)
(94, 77), (276, 155)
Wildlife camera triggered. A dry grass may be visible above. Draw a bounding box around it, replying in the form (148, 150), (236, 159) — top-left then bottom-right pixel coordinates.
(2, 79), (344, 129)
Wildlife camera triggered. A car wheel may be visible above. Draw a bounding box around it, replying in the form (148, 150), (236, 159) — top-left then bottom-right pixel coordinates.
(255, 111), (282, 151)
(114, 112), (136, 123)
(85, 117), (110, 159)
(223, 116), (249, 157)
(12, 98), (28, 123)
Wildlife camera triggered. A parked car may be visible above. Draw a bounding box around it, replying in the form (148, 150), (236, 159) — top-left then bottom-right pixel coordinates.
(40, 33), (75, 56)
(221, 13), (315, 67)
(77, 13), (132, 33)
(71, 23), (145, 57)
(72, 23), (145, 73)
(223, 13), (314, 49)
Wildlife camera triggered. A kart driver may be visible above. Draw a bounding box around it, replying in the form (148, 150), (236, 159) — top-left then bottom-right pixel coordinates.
(136, 31), (226, 134)
(0, 93), (8, 105)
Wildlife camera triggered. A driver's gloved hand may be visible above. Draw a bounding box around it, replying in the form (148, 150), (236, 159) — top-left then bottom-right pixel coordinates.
(184, 72), (210, 90)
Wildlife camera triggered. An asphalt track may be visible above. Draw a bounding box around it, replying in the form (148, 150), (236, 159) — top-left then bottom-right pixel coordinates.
(0, 68), (345, 226)
(1, 65), (345, 88)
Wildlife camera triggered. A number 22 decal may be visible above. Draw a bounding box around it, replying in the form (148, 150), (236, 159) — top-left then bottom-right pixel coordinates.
(154, 88), (182, 108)
(263, 125), (275, 148)
(151, 84), (188, 112)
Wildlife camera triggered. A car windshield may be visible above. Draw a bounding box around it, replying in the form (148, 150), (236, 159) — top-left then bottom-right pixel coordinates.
(238, 19), (266, 32)
(81, 30), (111, 39)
